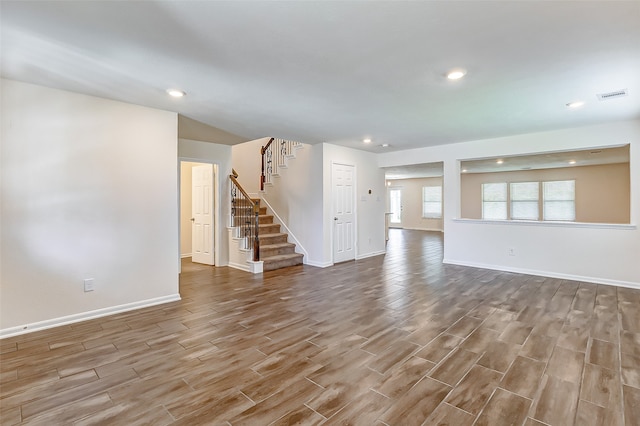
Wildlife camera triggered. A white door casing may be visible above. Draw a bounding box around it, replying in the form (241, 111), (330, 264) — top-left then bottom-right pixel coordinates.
(332, 163), (355, 263)
(192, 164), (214, 265)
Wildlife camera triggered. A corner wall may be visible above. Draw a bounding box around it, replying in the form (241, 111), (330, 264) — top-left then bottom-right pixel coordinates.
(378, 120), (640, 288)
(1, 79), (180, 334)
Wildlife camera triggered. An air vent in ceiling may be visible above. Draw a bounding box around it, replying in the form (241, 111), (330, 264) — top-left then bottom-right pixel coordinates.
(597, 89), (628, 101)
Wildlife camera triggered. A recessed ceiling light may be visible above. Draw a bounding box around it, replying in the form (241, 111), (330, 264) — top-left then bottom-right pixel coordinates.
(363, 138), (372, 144)
(167, 89), (186, 98)
(566, 101), (584, 108)
(569, 160), (576, 164)
(446, 69), (467, 80)
(496, 159), (504, 164)
(462, 169), (468, 173)
(381, 144), (390, 148)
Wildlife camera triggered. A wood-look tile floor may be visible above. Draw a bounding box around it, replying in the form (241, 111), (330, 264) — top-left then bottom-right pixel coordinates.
(1, 229), (639, 425)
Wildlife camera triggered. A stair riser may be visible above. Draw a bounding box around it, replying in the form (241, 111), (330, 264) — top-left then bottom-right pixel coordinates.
(263, 256), (304, 271)
(261, 246), (297, 258)
(259, 216), (274, 224)
(261, 235), (288, 245)
(259, 224), (281, 234)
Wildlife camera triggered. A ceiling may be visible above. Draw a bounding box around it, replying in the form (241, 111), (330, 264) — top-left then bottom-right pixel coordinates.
(384, 163), (444, 180)
(2, 1), (639, 152)
(384, 145), (629, 179)
(461, 144), (630, 174)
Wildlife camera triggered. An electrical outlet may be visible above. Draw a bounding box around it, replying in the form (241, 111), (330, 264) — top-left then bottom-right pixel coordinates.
(508, 248), (516, 256)
(84, 278), (95, 292)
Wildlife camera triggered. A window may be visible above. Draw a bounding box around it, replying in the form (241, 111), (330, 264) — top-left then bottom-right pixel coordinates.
(422, 186), (442, 218)
(482, 183), (507, 220)
(543, 180), (575, 221)
(510, 182), (539, 220)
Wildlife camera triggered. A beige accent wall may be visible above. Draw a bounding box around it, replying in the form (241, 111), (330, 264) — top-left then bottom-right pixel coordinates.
(460, 163), (630, 223)
(388, 177), (444, 231)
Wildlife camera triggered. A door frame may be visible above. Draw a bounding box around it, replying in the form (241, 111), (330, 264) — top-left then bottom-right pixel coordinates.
(331, 161), (357, 264)
(388, 185), (403, 228)
(178, 158), (220, 272)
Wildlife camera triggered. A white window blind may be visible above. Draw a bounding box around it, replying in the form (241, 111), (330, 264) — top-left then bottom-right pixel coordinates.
(543, 180), (575, 221)
(482, 183), (507, 220)
(422, 186), (442, 218)
(510, 182), (539, 220)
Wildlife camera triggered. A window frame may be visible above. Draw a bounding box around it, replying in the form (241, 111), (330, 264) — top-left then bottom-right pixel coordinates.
(482, 182), (508, 220)
(543, 179), (576, 221)
(509, 181), (540, 221)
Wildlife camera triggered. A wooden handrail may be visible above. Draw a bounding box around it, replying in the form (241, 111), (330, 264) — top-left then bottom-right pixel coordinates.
(260, 137), (275, 191)
(260, 137), (274, 156)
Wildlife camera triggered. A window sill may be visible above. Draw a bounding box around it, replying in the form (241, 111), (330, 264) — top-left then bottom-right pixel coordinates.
(452, 218), (636, 230)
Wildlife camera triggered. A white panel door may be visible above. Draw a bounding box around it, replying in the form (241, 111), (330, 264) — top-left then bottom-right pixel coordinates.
(332, 163), (355, 263)
(192, 164), (214, 265)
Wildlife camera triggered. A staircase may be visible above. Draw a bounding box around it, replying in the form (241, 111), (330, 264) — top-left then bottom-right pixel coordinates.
(228, 138), (305, 274)
(256, 200), (304, 271)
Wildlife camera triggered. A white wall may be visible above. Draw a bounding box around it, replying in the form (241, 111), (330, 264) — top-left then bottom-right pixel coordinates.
(178, 138), (233, 267)
(258, 143), (325, 265)
(231, 137), (269, 194)
(378, 120), (640, 288)
(323, 143), (387, 264)
(1, 79), (180, 334)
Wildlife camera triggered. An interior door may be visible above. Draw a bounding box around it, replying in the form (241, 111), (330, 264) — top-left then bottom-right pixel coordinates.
(191, 164), (214, 265)
(332, 163), (355, 263)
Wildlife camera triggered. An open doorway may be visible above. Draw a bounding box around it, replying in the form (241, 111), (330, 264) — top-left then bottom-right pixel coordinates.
(179, 160), (219, 267)
(383, 162), (444, 234)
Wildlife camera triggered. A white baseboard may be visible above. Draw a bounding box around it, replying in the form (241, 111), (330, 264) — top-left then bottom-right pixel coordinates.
(442, 258), (640, 290)
(356, 250), (386, 260)
(305, 259), (333, 268)
(228, 261), (250, 272)
(181, 253), (192, 258)
(247, 260), (264, 274)
(0, 294), (181, 339)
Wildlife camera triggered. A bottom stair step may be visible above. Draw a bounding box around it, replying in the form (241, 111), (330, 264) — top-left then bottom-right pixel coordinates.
(262, 253), (304, 272)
